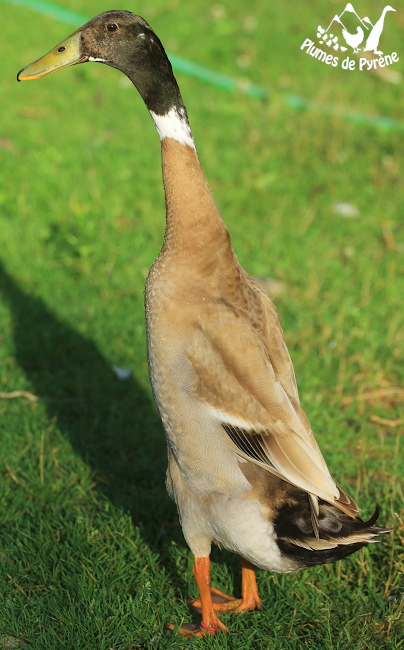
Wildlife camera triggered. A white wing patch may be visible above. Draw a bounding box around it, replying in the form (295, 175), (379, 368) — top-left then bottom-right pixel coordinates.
(207, 406), (267, 433)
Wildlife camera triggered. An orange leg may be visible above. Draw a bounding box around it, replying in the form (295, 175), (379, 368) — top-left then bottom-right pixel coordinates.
(165, 557), (228, 637)
(188, 556), (262, 614)
(192, 557), (229, 633)
(238, 557), (263, 611)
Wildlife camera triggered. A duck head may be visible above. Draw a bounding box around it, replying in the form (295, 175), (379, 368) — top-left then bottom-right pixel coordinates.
(17, 11), (184, 117)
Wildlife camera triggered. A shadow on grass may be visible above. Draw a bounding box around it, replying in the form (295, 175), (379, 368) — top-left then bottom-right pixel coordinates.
(0, 259), (183, 551)
(0, 260), (247, 605)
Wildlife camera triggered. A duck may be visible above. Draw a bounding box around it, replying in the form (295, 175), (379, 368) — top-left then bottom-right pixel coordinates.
(341, 26), (365, 53)
(364, 6), (395, 56)
(17, 11), (391, 638)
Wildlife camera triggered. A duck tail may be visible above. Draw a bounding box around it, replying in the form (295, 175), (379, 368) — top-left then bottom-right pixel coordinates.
(275, 496), (392, 568)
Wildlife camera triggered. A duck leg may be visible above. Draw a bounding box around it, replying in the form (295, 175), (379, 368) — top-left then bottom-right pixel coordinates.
(165, 557), (228, 637)
(188, 556), (262, 614)
(237, 558), (263, 611)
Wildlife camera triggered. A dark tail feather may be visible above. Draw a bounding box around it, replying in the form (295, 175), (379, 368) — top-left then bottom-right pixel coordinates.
(275, 497), (392, 568)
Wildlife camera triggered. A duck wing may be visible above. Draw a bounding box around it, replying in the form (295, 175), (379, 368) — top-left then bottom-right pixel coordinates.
(186, 271), (359, 517)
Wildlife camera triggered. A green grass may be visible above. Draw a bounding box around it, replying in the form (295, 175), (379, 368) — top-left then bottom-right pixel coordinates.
(1, 0), (404, 647)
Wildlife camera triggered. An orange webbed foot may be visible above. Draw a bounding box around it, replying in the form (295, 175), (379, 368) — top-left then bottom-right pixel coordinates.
(188, 585), (237, 613)
(189, 557), (262, 614)
(164, 613), (228, 637)
(189, 586), (262, 613)
(167, 555), (262, 636)
(183, 556), (230, 634)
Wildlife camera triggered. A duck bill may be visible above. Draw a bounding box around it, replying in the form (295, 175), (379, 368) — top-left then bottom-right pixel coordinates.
(17, 32), (87, 81)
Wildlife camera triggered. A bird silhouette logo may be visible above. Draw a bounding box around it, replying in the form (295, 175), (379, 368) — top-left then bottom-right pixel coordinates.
(316, 3), (395, 56)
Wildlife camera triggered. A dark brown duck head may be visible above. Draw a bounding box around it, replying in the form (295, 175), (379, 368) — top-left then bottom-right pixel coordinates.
(17, 11), (186, 119)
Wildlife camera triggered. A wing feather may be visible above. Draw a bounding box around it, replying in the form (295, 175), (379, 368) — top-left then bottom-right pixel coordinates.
(186, 275), (359, 515)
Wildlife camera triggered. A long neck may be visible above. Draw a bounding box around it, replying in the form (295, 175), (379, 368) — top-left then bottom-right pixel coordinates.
(159, 138), (232, 266)
(124, 26), (196, 150)
(125, 34), (233, 268)
(377, 7), (390, 27)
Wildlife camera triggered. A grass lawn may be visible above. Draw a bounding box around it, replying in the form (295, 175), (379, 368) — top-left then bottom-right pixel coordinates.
(1, 0), (404, 647)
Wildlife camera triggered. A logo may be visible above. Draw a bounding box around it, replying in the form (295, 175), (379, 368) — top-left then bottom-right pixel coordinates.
(300, 3), (399, 71)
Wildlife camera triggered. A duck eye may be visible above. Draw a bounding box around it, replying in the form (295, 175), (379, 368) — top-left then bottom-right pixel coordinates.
(107, 23), (119, 32)
(58, 46), (66, 53)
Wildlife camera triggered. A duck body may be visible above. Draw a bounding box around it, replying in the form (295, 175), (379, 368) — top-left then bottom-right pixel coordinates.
(145, 140), (381, 575)
(145, 139), (292, 572)
(18, 11), (390, 636)
(364, 6), (395, 55)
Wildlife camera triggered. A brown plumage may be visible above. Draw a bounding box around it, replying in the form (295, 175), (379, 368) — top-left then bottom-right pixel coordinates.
(17, 11), (391, 637)
(147, 138), (390, 576)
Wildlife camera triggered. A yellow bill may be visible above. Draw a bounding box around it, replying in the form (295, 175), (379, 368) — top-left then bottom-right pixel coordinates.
(17, 32), (87, 81)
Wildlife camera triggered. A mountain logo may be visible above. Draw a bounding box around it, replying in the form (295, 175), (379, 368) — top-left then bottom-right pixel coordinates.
(317, 3), (395, 55)
(300, 3), (399, 72)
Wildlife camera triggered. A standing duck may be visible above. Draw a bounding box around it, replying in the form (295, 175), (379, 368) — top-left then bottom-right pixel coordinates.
(364, 5), (395, 56)
(18, 11), (390, 638)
